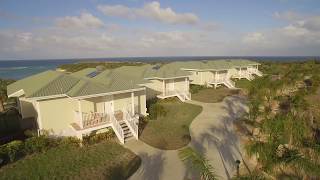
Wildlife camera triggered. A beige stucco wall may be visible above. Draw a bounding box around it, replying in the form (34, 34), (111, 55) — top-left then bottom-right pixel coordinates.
(173, 77), (188, 92)
(188, 71), (213, 85)
(38, 97), (77, 135)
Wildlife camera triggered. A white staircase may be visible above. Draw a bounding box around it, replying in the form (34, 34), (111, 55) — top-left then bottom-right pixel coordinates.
(119, 121), (134, 142)
(175, 91), (191, 102)
(223, 79), (236, 89)
(245, 73), (254, 81)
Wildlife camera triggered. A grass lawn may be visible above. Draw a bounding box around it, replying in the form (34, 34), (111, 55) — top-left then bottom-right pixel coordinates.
(234, 79), (252, 90)
(140, 98), (202, 150)
(191, 87), (240, 103)
(0, 141), (141, 180)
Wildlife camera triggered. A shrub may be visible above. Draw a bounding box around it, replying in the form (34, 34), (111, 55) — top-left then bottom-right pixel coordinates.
(190, 84), (205, 94)
(6, 140), (23, 162)
(59, 137), (81, 147)
(149, 103), (167, 120)
(83, 129), (115, 145)
(0, 145), (8, 164)
(24, 135), (56, 154)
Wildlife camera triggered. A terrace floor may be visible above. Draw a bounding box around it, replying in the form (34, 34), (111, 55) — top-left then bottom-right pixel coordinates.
(125, 95), (249, 180)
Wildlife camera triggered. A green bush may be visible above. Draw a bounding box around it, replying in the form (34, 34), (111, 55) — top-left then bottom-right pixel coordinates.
(58, 137), (81, 147)
(6, 140), (23, 162)
(0, 145), (8, 164)
(83, 129), (115, 145)
(24, 135), (57, 154)
(190, 84), (206, 94)
(149, 103), (167, 120)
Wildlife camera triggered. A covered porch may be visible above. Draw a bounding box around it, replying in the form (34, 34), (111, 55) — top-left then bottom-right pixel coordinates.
(208, 70), (235, 89)
(157, 77), (191, 101)
(70, 89), (144, 144)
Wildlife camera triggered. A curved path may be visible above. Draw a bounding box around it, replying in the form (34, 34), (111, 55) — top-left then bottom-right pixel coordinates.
(125, 96), (248, 180)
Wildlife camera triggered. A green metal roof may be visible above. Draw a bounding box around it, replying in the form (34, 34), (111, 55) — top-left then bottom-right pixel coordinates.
(8, 59), (260, 99)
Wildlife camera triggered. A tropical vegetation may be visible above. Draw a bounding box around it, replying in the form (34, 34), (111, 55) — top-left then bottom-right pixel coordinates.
(236, 60), (320, 179)
(179, 147), (218, 180)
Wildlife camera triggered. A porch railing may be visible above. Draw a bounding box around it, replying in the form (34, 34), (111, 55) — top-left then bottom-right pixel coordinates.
(74, 111), (110, 129)
(248, 68), (263, 76)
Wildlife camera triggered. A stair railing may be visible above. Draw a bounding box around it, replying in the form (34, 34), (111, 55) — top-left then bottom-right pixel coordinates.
(123, 108), (139, 140)
(110, 113), (124, 144)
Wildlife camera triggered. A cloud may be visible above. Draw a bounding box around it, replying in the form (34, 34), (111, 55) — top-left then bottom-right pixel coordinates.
(55, 13), (104, 29)
(97, 1), (198, 25)
(273, 11), (302, 21)
(243, 32), (265, 43)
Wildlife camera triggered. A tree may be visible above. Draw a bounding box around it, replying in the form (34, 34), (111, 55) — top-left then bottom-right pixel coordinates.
(179, 147), (217, 180)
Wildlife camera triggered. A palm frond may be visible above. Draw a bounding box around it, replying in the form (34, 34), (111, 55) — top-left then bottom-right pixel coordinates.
(179, 147), (217, 180)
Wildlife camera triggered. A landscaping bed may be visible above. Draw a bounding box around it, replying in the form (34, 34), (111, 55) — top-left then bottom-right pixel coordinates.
(191, 86), (240, 103)
(140, 98), (202, 150)
(0, 140), (140, 180)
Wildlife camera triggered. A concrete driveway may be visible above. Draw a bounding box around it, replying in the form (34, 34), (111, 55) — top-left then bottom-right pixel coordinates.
(125, 96), (248, 180)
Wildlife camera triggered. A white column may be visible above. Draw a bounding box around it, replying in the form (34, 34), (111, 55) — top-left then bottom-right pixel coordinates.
(185, 77), (188, 92)
(200, 72), (203, 84)
(163, 80), (165, 96)
(36, 101), (43, 135)
(131, 91), (134, 116)
(78, 100), (83, 128)
(240, 68), (242, 77)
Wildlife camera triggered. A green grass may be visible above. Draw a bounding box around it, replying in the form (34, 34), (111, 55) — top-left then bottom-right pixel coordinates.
(234, 79), (252, 90)
(0, 141), (141, 180)
(140, 98), (202, 150)
(191, 87), (240, 103)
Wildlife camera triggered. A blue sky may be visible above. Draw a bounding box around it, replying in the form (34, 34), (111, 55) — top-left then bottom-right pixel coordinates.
(0, 0), (320, 59)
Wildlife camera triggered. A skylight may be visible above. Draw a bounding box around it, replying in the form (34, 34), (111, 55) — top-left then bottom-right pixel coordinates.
(86, 71), (100, 78)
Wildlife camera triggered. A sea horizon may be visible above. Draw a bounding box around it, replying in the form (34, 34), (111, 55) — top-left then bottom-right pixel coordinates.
(0, 55), (319, 80)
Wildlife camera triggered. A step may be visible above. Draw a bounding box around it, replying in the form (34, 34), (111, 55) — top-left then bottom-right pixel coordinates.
(125, 136), (134, 142)
(124, 133), (133, 138)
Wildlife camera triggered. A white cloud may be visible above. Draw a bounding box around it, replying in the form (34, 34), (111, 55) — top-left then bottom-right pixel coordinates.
(98, 1), (198, 25)
(243, 32), (266, 43)
(55, 13), (104, 29)
(273, 11), (302, 21)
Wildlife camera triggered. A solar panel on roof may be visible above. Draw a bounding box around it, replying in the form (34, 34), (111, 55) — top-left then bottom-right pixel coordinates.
(86, 71), (100, 78)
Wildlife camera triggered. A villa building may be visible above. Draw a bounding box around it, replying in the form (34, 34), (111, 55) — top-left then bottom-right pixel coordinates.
(7, 59), (262, 143)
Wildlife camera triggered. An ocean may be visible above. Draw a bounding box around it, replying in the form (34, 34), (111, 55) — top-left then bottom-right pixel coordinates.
(0, 56), (319, 80)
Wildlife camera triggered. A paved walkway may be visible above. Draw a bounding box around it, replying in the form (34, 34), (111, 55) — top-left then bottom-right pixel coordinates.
(125, 96), (248, 180)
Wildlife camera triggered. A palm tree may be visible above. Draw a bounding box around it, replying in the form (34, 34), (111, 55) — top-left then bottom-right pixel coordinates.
(179, 147), (217, 180)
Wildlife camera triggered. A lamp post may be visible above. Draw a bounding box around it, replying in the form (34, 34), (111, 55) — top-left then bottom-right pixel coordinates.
(235, 159), (241, 177)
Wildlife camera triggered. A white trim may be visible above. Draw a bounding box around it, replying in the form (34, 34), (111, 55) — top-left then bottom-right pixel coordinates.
(144, 75), (189, 80)
(28, 87), (146, 101)
(36, 101), (43, 131)
(8, 89), (25, 98)
(74, 87), (146, 99)
(29, 94), (66, 101)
